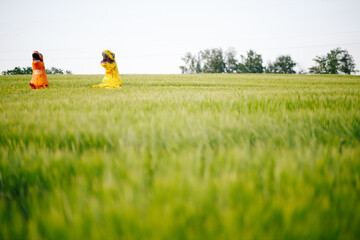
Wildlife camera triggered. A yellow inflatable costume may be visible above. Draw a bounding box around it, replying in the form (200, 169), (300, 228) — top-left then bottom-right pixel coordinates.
(29, 51), (49, 89)
(92, 50), (122, 88)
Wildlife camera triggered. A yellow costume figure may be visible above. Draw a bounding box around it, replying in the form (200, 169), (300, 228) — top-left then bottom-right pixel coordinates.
(92, 50), (122, 88)
(29, 51), (49, 89)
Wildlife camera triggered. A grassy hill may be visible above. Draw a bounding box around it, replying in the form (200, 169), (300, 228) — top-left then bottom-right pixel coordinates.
(1, 74), (359, 239)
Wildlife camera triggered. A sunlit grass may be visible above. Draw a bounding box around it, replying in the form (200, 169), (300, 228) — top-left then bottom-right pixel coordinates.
(0, 74), (359, 240)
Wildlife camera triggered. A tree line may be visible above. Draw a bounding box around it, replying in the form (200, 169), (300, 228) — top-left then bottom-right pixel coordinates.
(180, 47), (356, 74)
(2, 66), (72, 75)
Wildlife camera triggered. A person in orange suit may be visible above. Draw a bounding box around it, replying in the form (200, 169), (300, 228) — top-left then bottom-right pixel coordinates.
(29, 51), (49, 89)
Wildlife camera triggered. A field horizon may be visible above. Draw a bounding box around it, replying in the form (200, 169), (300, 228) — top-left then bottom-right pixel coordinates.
(1, 73), (359, 240)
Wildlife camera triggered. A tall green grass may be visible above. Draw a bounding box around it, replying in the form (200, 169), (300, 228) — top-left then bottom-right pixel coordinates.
(0, 74), (359, 240)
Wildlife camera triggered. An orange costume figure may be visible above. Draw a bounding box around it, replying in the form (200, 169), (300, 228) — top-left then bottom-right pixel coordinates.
(29, 51), (49, 89)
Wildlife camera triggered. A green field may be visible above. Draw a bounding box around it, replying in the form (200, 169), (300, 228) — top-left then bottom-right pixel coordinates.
(0, 74), (359, 240)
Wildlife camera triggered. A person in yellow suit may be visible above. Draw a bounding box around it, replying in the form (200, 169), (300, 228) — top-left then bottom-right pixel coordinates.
(92, 50), (122, 88)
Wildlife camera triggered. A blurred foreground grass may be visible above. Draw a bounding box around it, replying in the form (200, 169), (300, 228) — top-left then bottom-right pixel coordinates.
(0, 74), (360, 239)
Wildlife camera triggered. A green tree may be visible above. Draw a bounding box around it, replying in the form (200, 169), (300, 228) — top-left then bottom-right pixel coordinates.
(47, 67), (64, 75)
(2, 66), (32, 75)
(266, 55), (296, 74)
(199, 49), (211, 73)
(309, 56), (327, 74)
(224, 47), (238, 73)
(339, 49), (356, 74)
(2, 66), (71, 75)
(180, 52), (198, 74)
(195, 53), (202, 73)
(200, 48), (226, 73)
(22, 66), (32, 74)
(265, 62), (276, 74)
(309, 48), (356, 74)
(239, 50), (264, 73)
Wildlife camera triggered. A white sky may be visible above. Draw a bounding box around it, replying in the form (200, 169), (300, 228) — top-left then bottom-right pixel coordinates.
(1, 0), (360, 74)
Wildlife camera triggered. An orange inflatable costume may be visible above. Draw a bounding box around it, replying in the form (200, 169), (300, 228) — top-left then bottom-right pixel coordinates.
(29, 51), (49, 89)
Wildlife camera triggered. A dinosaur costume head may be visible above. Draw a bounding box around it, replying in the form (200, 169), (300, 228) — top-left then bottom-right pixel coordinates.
(102, 50), (115, 63)
(32, 51), (44, 62)
(92, 50), (122, 88)
(29, 51), (49, 89)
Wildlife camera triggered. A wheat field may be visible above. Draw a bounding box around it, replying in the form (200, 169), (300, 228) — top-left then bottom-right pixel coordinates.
(0, 74), (359, 239)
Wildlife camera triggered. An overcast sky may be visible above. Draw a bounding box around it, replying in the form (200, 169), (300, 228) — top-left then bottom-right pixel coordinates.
(1, 0), (359, 74)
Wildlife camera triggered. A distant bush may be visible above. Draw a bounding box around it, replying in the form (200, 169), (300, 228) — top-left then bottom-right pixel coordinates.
(2, 66), (32, 75)
(2, 66), (72, 75)
(265, 55), (297, 74)
(180, 48), (264, 74)
(181, 47), (357, 75)
(309, 48), (356, 74)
